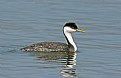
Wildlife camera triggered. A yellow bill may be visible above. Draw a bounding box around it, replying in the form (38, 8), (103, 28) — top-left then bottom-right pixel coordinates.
(76, 29), (86, 33)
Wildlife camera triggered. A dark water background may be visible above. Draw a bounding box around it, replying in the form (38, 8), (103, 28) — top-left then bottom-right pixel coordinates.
(0, 0), (121, 78)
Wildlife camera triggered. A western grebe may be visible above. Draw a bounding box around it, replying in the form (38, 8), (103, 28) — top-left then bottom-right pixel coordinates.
(20, 22), (85, 52)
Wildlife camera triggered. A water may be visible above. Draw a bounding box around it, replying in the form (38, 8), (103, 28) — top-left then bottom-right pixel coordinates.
(0, 0), (121, 78)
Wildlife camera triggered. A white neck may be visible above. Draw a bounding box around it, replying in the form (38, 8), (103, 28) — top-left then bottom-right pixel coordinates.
(64, 27), (77, 51)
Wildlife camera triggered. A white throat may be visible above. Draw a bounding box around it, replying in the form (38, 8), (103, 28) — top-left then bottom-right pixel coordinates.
(64, 27), (77, 51)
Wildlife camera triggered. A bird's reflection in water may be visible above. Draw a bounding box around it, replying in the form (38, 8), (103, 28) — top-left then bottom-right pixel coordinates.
(60, 52), (77, 77)
(29, 51), (77, 77)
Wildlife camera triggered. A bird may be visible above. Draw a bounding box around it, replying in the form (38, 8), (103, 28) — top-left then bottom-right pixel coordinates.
(20, 22), (85, 52)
